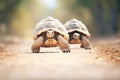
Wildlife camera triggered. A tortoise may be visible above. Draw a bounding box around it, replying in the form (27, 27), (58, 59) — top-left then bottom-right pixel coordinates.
(64, 18), (91, 49)
(31, 17), (70, 53)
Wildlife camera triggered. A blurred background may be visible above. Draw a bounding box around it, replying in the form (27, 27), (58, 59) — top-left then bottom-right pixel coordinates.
(0, 0), (120, 39)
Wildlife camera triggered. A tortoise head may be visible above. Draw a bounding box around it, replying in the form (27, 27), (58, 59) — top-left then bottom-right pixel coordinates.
(46, 29), (55, 38)
(73, 33), (80, 40)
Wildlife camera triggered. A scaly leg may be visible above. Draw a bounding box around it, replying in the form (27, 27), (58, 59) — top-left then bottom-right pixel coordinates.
(57, 35), (70, 53)
(80, 34), (91, 49)
(31, 36), (44, 53)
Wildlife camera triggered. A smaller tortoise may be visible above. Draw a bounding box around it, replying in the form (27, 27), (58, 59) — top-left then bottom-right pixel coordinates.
(64, 18), (91, 49)
(31, 17), (70, 53)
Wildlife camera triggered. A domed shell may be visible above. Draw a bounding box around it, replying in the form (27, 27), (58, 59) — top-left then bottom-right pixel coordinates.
(64, 18), (90, 38)
(33, 17), (68, 40)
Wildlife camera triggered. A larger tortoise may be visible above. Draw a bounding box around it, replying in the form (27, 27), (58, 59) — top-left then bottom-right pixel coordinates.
(64, 18), (91, 49)
(31, 17), (70, 53)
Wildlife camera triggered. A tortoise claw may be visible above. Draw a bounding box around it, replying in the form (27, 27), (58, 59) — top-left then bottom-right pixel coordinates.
(81, 45), (91, 50)
(32, 49), (40, 53)
(62, 46), (70, 53)
(84, 46), (91, 50)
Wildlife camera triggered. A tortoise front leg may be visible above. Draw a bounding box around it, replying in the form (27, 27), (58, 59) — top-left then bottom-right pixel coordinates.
(57, 35), (70, 53)
(80, 34), (91, 49)
(31, 36), (44, 53)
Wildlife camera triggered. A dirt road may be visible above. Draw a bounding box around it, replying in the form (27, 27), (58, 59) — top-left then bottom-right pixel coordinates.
(0, 37), (120, 80)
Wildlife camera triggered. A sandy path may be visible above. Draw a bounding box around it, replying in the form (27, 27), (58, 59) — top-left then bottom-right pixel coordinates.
(0, 38), (120, 80)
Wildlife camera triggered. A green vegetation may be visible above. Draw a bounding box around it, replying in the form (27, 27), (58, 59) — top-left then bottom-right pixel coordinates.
(0, 0), (120, 37)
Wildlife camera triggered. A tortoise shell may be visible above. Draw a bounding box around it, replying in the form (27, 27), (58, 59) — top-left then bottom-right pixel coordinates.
(33, 17), (69, 40)
(64, 18), (90, 38)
